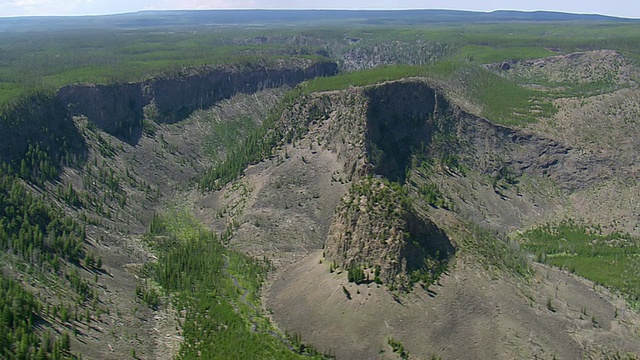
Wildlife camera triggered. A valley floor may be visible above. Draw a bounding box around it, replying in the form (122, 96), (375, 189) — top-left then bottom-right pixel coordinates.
(267, 251), (640, 359)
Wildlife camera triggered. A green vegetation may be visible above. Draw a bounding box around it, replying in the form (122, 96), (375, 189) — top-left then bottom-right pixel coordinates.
(0, 11), (639, 358)
(466, 66), (556, 125)
(303, 60), (556, 126)
(1, 15), (638, 91)
(203, 115), (258, 159)
(0, 275), (77, 359)
(3, 18), (638, 121)
(298, 23), (640, 127)
(409, 253), (449, 289)
(0, 169), (88, 269)
(0, 168), (103, 321)
(455, 45), (554, 64)
(135, 282), (161, 310)
(302, 58), (473, 94)
(302, 65), (438, 93)
(143, 210), (325, 359)
(520, 220), (640, 307)
(425, 22), (640, 57)
(344, 178), (411, 224)
(0, 92), (86, 184)
(198, 89), (304, 191)
(374, 265), (383, 284)
(347, 265), (366, 284)
(417, 181), (448, 209)
(0, 89), (115, 359)
(0, 27), (328, 104)
(387, 337), (409, 359)
(337, 177), (453, 291)
(197, 117), (278, 191)
(464, 224), (532, 278)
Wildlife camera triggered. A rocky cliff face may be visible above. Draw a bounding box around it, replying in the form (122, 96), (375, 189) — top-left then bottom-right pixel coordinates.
(364, 81), (451, 182)
(276, 80), (452, 182)
(56, 83), (144, 138)
(277, 89), (370, 180)
(0, 58), (336, 180)
(145, 59), (338, 123)
(362, 80), (595, 191)
(294, 78), (626, 286)
(455, 113), (614, 192)
(56, 58), (337, 139)
(324, 177), (452, 288)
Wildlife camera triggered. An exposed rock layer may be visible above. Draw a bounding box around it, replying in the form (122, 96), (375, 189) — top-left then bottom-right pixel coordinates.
(56, 59), (338, 138)
(300, 78), (625, 282)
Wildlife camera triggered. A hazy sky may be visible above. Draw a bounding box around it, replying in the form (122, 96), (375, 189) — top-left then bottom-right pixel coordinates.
(0, 0), (638, 18)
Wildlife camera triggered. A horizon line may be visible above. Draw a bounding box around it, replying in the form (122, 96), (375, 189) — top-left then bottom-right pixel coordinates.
(0, 8), (637, 20)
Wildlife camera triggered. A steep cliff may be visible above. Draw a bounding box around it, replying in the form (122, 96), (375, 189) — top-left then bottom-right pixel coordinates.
(56, 83), (144, 139)
(364, 81), (451, 182)
(146, 59), (337, 123)
(292, 77), (631, 287)
(56, 58), (337, 140)
(0, 58), (336, 182)
(304, 81), (458, 287)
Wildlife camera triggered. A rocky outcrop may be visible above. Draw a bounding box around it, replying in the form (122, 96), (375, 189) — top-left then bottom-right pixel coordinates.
(308, 78), (622, 286)
(0, 57), (336, 178)
(364, 81), (451, 182)
(56, 58), (338, 139)
(486, 50), (635, 85)
(360, 79), (600, 191)
(314, 81), (458, 287)
(324, 177), (453, 288)
(278, 89), (370, 181)
(454, 113), (610, 192)
(144, 59), (338, 123)
(277, 80), (453, 182)
(56, 83), (144, 138)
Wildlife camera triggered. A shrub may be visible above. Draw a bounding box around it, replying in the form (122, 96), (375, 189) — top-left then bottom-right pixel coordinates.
(347, 265), (365, 284)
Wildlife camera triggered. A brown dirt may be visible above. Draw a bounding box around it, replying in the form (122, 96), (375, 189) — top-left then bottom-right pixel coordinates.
(251, 73), (640, 359)
(195, 142), (349, 268)
(267, 251), (640, 360)
(538, 88), (640, 236)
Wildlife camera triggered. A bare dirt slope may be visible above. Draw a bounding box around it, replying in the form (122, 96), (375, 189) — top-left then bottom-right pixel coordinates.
(258, 53), (640, 359)
(492, 50), (640, 235)
(546, 87), (640, 236)
(195, 142), (349, 267)
(267, 251), (640, 359)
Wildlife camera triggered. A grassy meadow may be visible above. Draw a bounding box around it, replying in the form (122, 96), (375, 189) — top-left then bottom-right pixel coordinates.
(520, 220), (640, 308)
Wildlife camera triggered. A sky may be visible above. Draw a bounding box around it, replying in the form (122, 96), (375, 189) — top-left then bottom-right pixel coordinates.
(0, 0), (638, 18)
